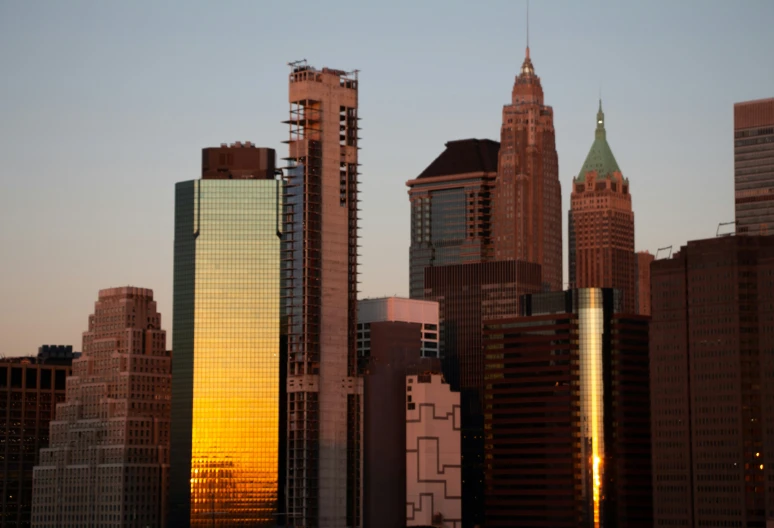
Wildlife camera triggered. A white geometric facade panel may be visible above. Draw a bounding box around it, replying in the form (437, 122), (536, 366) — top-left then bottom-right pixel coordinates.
(406, 373), (461, 528)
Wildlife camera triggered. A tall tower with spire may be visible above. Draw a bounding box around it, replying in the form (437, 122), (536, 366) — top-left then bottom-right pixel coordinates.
(569, 101), (637, 313)
(493, 44), (562, 292)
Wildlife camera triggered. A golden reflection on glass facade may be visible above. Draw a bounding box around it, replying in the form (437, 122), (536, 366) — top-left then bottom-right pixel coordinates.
(578, 289), (604, 528)
(172, 179), (281, 526)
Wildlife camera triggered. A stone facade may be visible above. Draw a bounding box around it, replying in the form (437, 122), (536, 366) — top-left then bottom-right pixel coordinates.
(31, 287), (171, 528)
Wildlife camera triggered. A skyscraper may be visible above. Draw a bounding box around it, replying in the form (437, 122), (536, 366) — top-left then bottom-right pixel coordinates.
(423, 259), (542, 527)
(32, 287), (171, 527)
(283, 62), (362, 527)
(483, 289), (652, 527)
(406, 138), (499, 298)
(1, 347), (73, 527)
(170, 144), (282, 525)
(650, 236), (774, 527)
(493, 46), (562, 292)
(358, 297), (442, 528)
(734, 98), (774, 236)
(569, 101), (636, 313)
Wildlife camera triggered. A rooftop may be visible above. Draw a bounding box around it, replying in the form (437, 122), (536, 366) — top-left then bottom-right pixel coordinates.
(576, 100), (622, 181)
(414, 138), (499, 180)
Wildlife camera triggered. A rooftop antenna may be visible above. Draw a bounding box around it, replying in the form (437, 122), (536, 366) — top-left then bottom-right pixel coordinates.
(526, 0), (529, 53)
(287, 58), (308, 69)
(716, 220), (736, 237)
(656, 246), (673, 260)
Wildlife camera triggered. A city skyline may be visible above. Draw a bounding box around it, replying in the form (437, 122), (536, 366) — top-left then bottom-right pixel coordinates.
(2, 0), (774, 354)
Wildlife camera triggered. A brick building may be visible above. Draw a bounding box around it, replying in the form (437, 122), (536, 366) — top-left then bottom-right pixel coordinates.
(569, 101), (636, 313)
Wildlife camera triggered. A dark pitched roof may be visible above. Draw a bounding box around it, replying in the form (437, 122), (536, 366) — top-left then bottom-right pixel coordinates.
(416, 139), (500, 179)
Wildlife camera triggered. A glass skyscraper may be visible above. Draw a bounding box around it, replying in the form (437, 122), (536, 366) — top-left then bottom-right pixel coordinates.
(406, 139), (499, 299)
(170, 144), (282, 526)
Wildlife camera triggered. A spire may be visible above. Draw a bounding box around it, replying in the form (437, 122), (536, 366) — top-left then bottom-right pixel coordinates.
(596, 99), (605, 139)
(519, 0), (534, 76)
(526, 0), (530, 57)
(576, 100), (621, 181)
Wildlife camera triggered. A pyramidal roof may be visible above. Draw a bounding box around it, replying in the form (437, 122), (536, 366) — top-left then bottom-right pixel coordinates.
(576, 100), (621, 181)
(415, 139), (500, 180)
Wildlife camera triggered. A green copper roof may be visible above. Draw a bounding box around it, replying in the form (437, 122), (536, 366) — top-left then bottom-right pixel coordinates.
(575, 100), (621, 181)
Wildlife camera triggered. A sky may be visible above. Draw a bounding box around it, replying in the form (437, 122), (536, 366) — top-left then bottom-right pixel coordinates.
(1, 0), (773, 355)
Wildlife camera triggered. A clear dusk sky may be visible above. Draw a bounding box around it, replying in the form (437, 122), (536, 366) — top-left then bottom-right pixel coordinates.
(1, 0), (773, 355)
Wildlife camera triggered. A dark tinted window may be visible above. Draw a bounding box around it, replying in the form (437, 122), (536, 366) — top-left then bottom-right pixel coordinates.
(26, 368), (37, 389)
(11, 368), (22, 388)
(40, 369), (51, 390)
(55, 370), (66, 391)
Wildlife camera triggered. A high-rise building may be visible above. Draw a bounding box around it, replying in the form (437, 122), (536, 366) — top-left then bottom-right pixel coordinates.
(423, 259), (542, 527)
(170, 143), (282, 526)
(358, 297), (442, 528)
(406, 139), (499, 298)
(32, 287), (171, 527)
(650, 236), (774, 527)
(283, 62), (362, 528)
(1, 347), (74, 527)
(734, 98), (774, 236)
(569, 101), (636, 313)
(406, 373), (462, 528)
(493, 46), (562, 292)
(635, 250), (654, 316)
(483, 289), (652, 527)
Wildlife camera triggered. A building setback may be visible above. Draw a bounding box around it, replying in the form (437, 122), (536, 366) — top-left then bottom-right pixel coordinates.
(569, 101), (636, 313)
(406, 373), (462, 528)
(493, 46), (562, 292)
(483, 289), (652, 527)
(406, 138), (499, 299)
(0, 347), (74, 527)
(636, 250), (654, 316)
(32, 287), (171, 528)
(650, 236), (774, 527)
(283, 62), (363, 528)
(423, 259), (542, 527)
(358, 297), (442, 528)
(170, 144), (282, 526)
(734, 98), (774, 236)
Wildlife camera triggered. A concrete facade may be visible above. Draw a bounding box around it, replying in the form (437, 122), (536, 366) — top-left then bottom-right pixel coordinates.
(284, 63), (363, 527)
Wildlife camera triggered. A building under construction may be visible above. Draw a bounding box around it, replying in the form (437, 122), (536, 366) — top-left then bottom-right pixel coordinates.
(283, 62), (362, 527)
